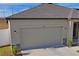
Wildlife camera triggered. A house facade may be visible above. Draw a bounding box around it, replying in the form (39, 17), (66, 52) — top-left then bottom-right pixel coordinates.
(5, 3), (79, 50)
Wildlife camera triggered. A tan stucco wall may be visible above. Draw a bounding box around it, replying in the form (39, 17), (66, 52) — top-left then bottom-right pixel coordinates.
(68, 19), (79, 39)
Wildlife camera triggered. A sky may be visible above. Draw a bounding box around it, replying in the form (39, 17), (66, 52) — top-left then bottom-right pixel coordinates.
(0, 3), (79, 17)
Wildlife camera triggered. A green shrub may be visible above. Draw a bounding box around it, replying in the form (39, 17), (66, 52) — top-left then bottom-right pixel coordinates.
(67, 38), (73, 48)
(12, 45), (17, 55)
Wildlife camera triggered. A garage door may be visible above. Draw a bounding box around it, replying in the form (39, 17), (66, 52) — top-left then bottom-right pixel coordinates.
(20, 26), (63, 50)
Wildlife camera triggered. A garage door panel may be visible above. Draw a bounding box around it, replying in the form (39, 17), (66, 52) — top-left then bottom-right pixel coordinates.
(20, 26), (63, 49)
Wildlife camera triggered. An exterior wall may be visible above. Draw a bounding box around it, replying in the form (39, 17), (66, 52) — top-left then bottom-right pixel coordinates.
(71, 19), (79, 22)
(67, 20), (73, 39)
(9, 19), (68, 45)
(69, 19), (79, 39)
(0, 21), (11, 46)
(67, 19), (79, 43)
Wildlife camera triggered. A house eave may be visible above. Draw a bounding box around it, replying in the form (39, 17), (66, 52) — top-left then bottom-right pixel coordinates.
(6, 18), (79, 20)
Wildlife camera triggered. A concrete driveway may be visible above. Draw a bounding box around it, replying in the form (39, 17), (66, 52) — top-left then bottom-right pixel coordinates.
(21, 46), (79, 56)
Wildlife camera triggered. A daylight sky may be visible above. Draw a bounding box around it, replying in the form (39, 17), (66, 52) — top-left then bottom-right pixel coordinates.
(0, 3), (79, 17)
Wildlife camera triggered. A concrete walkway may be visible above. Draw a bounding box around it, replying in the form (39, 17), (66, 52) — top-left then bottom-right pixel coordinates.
(21, 46), (79, 56)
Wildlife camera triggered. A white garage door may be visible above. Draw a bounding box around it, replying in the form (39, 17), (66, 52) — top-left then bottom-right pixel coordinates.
(19, 26), (63, 50)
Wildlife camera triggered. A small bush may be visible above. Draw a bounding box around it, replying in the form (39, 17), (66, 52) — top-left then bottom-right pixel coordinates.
(12, 45), (17, 55)
(67, 38), (73, 48)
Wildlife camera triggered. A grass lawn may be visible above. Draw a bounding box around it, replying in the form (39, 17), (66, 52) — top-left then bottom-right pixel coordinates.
(0, 45), (13, 56)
